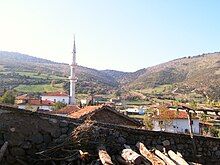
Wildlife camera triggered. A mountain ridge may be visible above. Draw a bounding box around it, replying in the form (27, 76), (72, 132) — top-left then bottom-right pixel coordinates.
(0, 51), (219, 100)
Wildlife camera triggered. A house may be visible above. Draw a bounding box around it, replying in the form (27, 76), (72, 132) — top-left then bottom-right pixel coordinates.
(49, 105), (80, 117)
(15, 94), (30, 104)
(17, 99), (54, 111)
(152, 108), (200, 134)
(50, 105), (142, 128)
(110, 97), (122, 106)
(41, 91), (69, 104)
(125, 107), (145, 115)
(87, 95), (108, 105)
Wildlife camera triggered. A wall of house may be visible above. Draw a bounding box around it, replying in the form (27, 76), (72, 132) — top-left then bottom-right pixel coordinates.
(153, 119), (200, 134)
(41, 96), (69, 104)
(0, 105), (220, 164)
(18, 105), (53, 111)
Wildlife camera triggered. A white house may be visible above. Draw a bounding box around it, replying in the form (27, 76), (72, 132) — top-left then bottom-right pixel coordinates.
(41, 91), (70, 104)
(17, 99), (54, 112)
(125, 107), (145, 115)
(152, 109), (200, 134)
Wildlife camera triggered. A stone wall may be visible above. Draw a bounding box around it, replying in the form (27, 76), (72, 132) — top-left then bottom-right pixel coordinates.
(0, 105), (220, 164)
(0, 106), (81, 164)
(85, 122), (220, 164)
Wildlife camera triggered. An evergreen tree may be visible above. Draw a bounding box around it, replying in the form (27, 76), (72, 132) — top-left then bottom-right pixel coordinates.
(0, 91), (15, 104)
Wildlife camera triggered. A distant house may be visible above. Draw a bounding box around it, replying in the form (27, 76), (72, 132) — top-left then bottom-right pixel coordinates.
(15, 94), (29, 104)
(110, 97), (122, 106)
(125, 107), (145, 115)
(17, 99), (54, 111)
(49, 105), (80, 117)
(41, 91), (69, 104)
(87, 95), (108, 105)
(50, 105), (142, 128)
(152, 109), (200, 134)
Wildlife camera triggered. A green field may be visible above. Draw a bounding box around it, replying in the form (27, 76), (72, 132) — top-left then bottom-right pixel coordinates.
(15, 83), (65, 93)
(0, 71), (67, 80)
(139, 84), (173, 94)
(17, 72), (67, 80)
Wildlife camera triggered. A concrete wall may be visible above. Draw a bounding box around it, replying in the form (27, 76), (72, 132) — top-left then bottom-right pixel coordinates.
(153, 118), (200, 134)
(0, 105), (220, 164)
(41, 96), (69, 104)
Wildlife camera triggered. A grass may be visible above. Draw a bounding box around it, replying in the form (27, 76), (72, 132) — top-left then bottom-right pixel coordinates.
(0, 71), (67, 80)
(140, 84), (173, 94)
(15, 83), (65, 93)
(17, 72), (67, 80)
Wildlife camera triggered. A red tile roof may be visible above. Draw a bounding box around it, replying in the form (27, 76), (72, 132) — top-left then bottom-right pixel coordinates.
(28, 99), (54, 106)
(49, 105), (80, 115)
(155, 109), (198, 119)
(69, 106), (101, 118)
(42, 91), (69, 96)
(16, 94), (29, 100)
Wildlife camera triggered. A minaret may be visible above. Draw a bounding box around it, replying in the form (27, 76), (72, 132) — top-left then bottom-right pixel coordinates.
(69, 36), (77, 105)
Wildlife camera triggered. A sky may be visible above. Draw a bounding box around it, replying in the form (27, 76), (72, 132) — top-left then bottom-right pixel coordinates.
(0, 0), (220, 72)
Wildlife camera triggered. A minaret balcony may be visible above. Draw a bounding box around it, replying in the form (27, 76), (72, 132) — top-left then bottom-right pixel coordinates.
(69, 76), (78, 81)
(70, 63), (77, 67)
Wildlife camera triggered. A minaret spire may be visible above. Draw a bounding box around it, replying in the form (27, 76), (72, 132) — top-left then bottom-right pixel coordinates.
(69, 35), (77, 105)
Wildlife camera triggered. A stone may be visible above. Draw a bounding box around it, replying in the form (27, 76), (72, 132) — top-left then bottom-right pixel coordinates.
(51, 130), (61, 138)
(31, 133), (43, 144)
(156, 145), (163, 151)
(162, 140), (170, 146)
(36, 143), (47, 150)
(0, 139), (4, 146)
(48, 118), (58, 124)
(213, 147), (218, 151)
(170, 139), (175, 145)
(59, 134), (68, 140)
(59, 121), (68, 127)
(177, 144), (184, 150)
(61, 127), (68, 134)
(157, 139), (161, 144)
(11, 147), (25, 156)
(21, 141), (32, 149)
(117, 136), (126, 144)
(215, 150), (220, 156)
(43, 133), (52, 144)
(26, 148), (37, 155)
(6, 155), (16, 164)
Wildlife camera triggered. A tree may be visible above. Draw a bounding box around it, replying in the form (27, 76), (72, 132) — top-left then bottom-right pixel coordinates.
(53, 101), (66, 110)
(210, 127), (219, 137)
(143, 114), (153, 130)
(0, 91), (15, 104)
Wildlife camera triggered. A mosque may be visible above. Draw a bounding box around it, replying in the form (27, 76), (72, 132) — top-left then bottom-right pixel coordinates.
(41, 37), (78, 105)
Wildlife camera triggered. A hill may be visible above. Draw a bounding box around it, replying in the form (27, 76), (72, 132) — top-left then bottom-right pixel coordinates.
(0, 51), (119, 95)
(122, 53), (220, 100)
(0, 51), (219, 100)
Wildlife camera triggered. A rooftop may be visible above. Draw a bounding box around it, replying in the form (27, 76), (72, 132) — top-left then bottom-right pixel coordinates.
(42, 91), (69, 97)
(154, 109), (199, 120)
(49, 105), (80, 115)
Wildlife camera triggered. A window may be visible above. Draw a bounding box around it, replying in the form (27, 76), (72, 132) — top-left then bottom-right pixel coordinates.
(159, 121), (163, 125)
